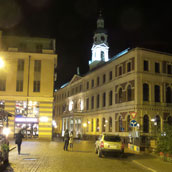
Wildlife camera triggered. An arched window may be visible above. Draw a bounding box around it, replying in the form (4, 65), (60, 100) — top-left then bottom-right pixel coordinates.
(143, 83), (149, 101)
(102, 118), (105, 132)
(167, 116), (172, 126)
(127, 115), (131, 131)
(96, 118), (99, 132)
(143, 115), (149, 133)
(109, 90), (113, 106)
(119, 88), (122, 103)
(155, 115), (161, 131)
(101, 51), (105, 61)
(166, 87), (171, 103)
(119, 116), (123, 132)
(155, 85), (160, 102)
(127, 85), (132, 101)
(109, 117), (112, 132)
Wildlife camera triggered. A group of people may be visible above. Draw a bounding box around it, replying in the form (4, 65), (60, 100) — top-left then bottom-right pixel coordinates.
(63, 129), (73, 151)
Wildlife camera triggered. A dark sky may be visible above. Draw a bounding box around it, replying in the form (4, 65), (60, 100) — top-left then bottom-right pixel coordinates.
(0, 0), (172, 89)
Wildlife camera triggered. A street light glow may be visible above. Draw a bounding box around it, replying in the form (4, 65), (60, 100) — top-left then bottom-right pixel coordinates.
(0, 57), (5, 68)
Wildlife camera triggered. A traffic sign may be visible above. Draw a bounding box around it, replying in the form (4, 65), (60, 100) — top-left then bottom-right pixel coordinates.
(130, 120), (137, 127)
(130, 112), (137, 119)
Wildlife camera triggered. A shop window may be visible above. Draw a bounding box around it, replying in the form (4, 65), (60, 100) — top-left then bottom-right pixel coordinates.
(119, 116), (123, 132)
(91, 119), (93, 132)
(102, 118), (105, 132)
(96, 118), (99, 132)
(109, 117), (112, 132)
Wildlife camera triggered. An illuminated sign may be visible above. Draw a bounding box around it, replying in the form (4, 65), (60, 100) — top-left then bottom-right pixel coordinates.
(15, 117), (38, 123)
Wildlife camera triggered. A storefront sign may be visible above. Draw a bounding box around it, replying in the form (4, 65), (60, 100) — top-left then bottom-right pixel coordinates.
(15, 117), (38, 123)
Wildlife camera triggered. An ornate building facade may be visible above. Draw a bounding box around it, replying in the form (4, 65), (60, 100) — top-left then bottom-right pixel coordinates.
(0, 31), (57, 140)
(54, 16), (172, 145)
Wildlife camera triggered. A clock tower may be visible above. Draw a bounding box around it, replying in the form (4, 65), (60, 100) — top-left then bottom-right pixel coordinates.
(89, 12), (109, 70)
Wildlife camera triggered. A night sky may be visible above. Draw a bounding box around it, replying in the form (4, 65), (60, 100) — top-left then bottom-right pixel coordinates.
(0, 0), (172, 89)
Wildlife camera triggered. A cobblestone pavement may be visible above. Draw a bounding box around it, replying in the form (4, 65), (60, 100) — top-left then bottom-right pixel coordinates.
(1, 139), (172, 172)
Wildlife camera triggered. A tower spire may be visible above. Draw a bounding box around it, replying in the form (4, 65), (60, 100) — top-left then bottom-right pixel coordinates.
(89, 11), (109, 70)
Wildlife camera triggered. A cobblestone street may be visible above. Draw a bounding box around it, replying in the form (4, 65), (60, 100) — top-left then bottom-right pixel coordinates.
(1, 139), (172, 172)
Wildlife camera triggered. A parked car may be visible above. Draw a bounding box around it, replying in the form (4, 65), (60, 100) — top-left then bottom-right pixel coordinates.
(95, 133), (124, 158)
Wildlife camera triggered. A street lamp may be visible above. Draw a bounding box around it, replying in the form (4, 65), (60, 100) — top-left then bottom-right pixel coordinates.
(0, 57), (5, 68)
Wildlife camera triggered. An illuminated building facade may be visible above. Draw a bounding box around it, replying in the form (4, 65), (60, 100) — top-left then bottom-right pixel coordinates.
(54, 16), (172, 146)
(0, 31), (57, 140)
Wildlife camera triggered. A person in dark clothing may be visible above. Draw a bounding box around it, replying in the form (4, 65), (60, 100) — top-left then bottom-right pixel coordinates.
(15, 131), (23, 155)
(63, 129), (69, 151)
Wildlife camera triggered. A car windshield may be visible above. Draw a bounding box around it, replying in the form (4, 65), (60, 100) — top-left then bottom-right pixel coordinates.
(104, 135), (121, 142)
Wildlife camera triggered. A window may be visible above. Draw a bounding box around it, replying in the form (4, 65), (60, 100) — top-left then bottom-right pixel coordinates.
(167, 116), (172, 126)
(166, 87), (171, 103)
(143, 115), (149, 133)
(86, 98), (89, 110)
(16, 80), (23, 92)
(33, 80), (40, 92)
(127, 85), (132, 101)
(0, 79), (6, 91)
(34, 60), (41, 72)
(109, 117), (112, 132)
(144, 60), (149, 71)
(102, 92), (106, 107)
(167, 64), (172, 74)
(87, 81), (89, 90)
(155, 85), (160, 102)
(119, 88), (122, 103)
(103, 74), (106, 83)
(102, 118), (106, 132)
(109, 90), (112, 106)
(91, 79), (94, 88)
(127, 62), (131, 72)
(155, 62), (160, 73)
(119, 66), (122, 76)
(97, 77), (99, 86)
(143, 83), (149, 101)
(0, 100), (5, 109)
(97, 94), (100, 108)
(109, 71), (112, 81)
(155, 115), (161, 131)
(101, 51), (105, 61)
(91, 96), (94, 109)
(17, 59), (24, 71)
(91, 119), (94, 132)
(119, 116), (123, 132)
(96, 118), (99, 132)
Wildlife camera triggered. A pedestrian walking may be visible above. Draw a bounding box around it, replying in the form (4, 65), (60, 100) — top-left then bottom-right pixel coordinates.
(63, 129), (69, 151)
(69, 131), (74, 151)
(15, 130), (24, 155)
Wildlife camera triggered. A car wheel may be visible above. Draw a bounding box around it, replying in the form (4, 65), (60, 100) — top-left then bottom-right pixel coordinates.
(98, 149), (103, 158)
